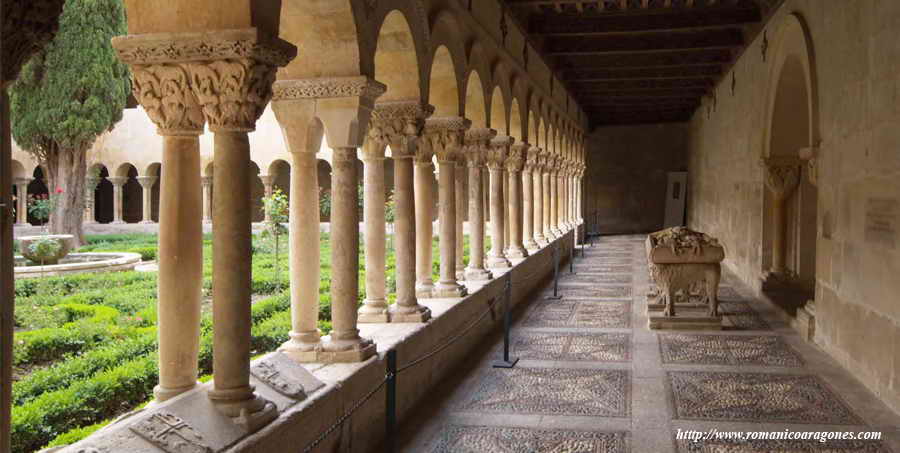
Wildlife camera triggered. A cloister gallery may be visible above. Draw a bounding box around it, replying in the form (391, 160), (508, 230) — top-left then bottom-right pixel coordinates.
(2, 0), (900, 452)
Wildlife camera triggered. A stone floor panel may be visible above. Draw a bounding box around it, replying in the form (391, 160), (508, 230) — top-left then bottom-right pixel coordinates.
(659, 334), (803, 367)
(429, 426), (629, 453)
(511, 332), (632, 362)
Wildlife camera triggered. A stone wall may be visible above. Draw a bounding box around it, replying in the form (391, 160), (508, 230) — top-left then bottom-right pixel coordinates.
(686, 1), (900, 413)
(585, 123), (688, 235)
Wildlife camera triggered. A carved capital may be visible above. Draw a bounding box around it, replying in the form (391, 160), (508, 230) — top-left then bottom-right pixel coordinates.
(525, 146), (542, 171)
(130, 64), (205, 136)
(506, 143), (528, 173)
(272, 76), (386, 102)
(184, 58), (277, 132)
(106, 176), (128, 187)
(487, 135), (514, 170)
(424, 117), (471, 162)
(136, 176), (158, 188)
(464, 128), (496, 168)
(368, 100), (433, 158)
(761, 158), (801, 200)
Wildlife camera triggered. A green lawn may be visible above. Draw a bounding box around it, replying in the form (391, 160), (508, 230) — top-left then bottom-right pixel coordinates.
(11, 230), (487, 453)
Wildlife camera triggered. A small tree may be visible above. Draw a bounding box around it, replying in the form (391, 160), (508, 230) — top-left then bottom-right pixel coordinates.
(9, 0), (129, 246)
(261, 189), (289, 284)
(319, 187), (332, 220)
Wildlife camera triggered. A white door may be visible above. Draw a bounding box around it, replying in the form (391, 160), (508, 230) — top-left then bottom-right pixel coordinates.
(663, 172), (687, 228)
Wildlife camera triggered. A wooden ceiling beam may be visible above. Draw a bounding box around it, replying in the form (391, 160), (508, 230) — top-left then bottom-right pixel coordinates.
(554, 48), (733, 68)
(528, 7), (760, 36)
(545, 28), (743, 55)
(573, 77), (712, 90)
(564, 65), (721, 81)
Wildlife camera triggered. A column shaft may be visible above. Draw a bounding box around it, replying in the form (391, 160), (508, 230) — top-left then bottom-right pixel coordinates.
(155, 136), (202, 401)
(454, 161), (466, 280)
(487, 167), (510, 269)
(465, 163), (490, 280)
(506, 168), (526, 258)
(322, 148), (375, 360)
(502, 172), (510, 253)
(772, 196), (787, 274)
(414, 162), (435, 296)
(434, 160), (466, 297)
(390, 153), (430, 321)
(15, 183), (28, 225)
(522, 169), (537, 252)
(110, 179), (125, 224)
(359, 152), (388, 322)
(280, 151), (322, 359)
(202, 178), (213, 223)
(533, 170), (546, 246)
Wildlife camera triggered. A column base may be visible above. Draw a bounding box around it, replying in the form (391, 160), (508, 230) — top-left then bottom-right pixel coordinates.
(464, 267), (493, 281)
(455, 267), (466, 281)
(535, 235), (549, 247)
(111, 220), (126, 225)
(432, 282), (468, 298)
(415, 281), (434, 298)
(208, 389), (278, 432)
(318, 335), (377, 363)
(153, 381), (200, 402)
(139, 220), (156, 224)
(523, 239), (539, 253)
(506, 246), (528, 259)
(278, 337), (324, 363)
(358, 300), (390, 323)
(487, 255), (512, 269)
(14, 223), (29, 228)
(389, 303), (432, 323)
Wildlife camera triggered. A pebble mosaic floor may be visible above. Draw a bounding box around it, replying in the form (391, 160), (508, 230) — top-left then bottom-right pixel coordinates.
(401, 234), (900, 453)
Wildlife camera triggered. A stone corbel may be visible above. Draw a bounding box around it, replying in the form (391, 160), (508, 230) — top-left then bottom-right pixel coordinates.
(424, 117), (471, 163)
(761, 157), (801, 201)
(798, 146), (819, 187)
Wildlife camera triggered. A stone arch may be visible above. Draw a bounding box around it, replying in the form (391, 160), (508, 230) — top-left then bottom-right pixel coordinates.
(249, 161), (265, 223)
(370, 7), (428, 102)
(509, 98), (523, 144)
(279, 0), (369, 79)
(463, 70), (487, 128)
(488, 86), (506, 135)
(268, 159), (292, 202)
(464, 40), (493, 118)
(10, 159), (26, 179)
(760, 13), (820, 300)
(91, 164), (114, 224)
(120, 164), (142, 223)
(428, 45), (462, 117)
(145, 162), (162, 222)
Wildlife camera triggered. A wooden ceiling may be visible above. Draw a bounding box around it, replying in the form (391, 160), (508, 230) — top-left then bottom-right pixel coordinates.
(504, 0), (783, 126)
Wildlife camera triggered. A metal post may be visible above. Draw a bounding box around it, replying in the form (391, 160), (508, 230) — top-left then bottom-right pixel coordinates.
(569, 240), (575, 274)
(546, 243), (562, 300)
(492, 276), (518, 368)
(385, 349), (397, 453)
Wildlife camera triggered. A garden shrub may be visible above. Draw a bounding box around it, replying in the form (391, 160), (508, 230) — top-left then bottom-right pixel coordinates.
(127, 246), (157, 261)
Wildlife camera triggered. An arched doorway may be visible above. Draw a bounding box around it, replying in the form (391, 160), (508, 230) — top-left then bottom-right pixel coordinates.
(94, 166), (114, 224)
(760, 14), (819, 320)
(27, 167), (49, 226)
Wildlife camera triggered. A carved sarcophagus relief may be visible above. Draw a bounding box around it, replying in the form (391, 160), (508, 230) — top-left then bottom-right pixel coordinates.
(646, 227), (725, 318)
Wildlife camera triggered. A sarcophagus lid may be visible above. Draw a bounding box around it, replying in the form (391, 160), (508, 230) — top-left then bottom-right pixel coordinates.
(646, 227), (725, 264)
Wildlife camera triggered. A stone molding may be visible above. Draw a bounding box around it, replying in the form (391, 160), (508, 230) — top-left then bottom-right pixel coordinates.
(424, 117), (471, 162)
(272, 76), (386, 102)
(112, 28), (295, 67)
(761, 158), (801, 200)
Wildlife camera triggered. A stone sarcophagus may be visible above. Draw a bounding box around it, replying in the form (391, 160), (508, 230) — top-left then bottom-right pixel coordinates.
(646, 227), (725, 330)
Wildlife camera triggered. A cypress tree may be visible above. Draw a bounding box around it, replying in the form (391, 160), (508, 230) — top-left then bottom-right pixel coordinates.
(9, 0), (129, 246)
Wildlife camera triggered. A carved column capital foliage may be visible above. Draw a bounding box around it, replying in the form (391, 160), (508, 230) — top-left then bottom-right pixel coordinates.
(506, 143), (528, 173)
(112, 28), (297, 133)
(423, 117), (471, 162)
(487, 135), (514, 170)
(2, 0), (65, 86)
(761, 158), (801, 200)
(525, 146), (542, 172)
(368, 101), (434, 159)
(464, 128), (497, 168)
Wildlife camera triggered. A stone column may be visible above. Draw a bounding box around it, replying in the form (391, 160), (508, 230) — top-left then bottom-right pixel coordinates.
(327, 146), (378, 359)
(426, 117), (470, 298)
(358, 136), (389, 323)
(464, 128), (496, 281)
(763, 159), (801, 278)
(14, 178), (30, 226)
(136, 176), (157, 224)
(502, 165), (510, 255)
(506, 144), (528, 259)
(532, 149), (547, 247)
(371, 101), (434, 322)
(117, 61), (208, 403)
(454, 158), (466, 280)
(414, 142), (436, 297)
(541, 154), (554, 240)
(522, 148), (539, 252)
(168, 31), (294, 429)
(259, 174), (274, 222)
(556, 162), (565, 232)
(548, 157), (560, 237)
(201, 176), (212, 223)
(487, 136), (512, 269)
(107, 176), (127, 224)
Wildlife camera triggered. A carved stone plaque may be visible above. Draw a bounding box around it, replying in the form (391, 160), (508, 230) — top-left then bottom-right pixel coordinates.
(865, 198), (897, 248)
(130, 412), (212, 453)
(250, 352), (324, 399)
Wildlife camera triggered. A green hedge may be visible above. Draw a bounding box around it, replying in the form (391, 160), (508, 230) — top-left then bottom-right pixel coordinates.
(13, 304), (124, 366)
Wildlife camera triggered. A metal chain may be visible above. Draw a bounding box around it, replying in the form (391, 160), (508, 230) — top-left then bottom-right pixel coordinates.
(302, 375), (389, 453)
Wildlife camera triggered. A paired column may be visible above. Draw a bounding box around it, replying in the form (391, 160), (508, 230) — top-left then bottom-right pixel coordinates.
(763, 159), (801, 278)
(14, 178), (30, 226)
(454, 158), (466, 280)
(487, 136), (512, 269)
(201, 176), (212, 223)
(556, 161), (566, 232)
(426, 117), (470, 298)
(359, 138), (389, 322)
(505, 144), (528, 259)
(464, 128), (496, 281)
(541, 152), (553, 241)
(260, 174), (274, 222)
(532, 148), (547, 247)
(107, 176), (127, 224)
(414, 140), (436, 297)
(522, 148), (539, 252)
(136, 176), (157, 224)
